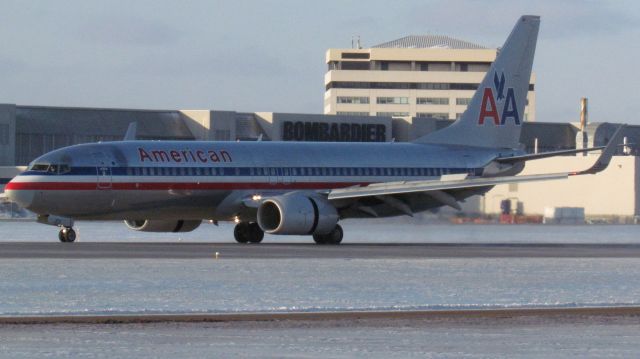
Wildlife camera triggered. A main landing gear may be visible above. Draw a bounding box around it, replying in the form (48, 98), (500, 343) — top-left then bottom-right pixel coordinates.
(234, 222), (264, 244)
(233, 222), (344, 245)
(58, 226), (76, 243)
(312, 224), (343, 245)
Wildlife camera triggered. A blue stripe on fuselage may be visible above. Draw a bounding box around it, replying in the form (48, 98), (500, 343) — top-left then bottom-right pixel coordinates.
(20, 166), (484, 178)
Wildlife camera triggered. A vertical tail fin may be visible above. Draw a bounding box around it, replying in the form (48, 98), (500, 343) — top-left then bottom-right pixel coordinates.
(414, 15), (540, 149)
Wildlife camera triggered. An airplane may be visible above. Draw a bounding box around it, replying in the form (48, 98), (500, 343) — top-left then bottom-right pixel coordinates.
(5, 15), (625, 244)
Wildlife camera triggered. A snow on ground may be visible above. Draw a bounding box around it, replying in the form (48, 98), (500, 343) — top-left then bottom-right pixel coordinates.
(1, 222), (640, 315)
(2, 257), (640, 315)
(3, 317), (640, 358)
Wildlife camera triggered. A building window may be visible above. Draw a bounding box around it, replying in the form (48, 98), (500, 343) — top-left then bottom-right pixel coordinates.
(337, 112), (369, 116)
(214, 130), (230, 140)
(0, 124), (9, 145)
(337, 96), (369, 104)
(377, 112), (409, 117)
(341, 52), (370, 59)
(416, 113), (449, 120)
(326, 81), (491, 91)
(456, 98), (472, 106)
(417, 97), (449, 105)
(380, 62), (389, 71)
(376, 97), (408, 105)
(341, 61), (370, 70)
(416, 83), (451, 90)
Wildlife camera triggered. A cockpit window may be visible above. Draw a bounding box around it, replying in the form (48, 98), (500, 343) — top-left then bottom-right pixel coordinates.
(29, 162), (71, 174)
(30, 163), (50, 172)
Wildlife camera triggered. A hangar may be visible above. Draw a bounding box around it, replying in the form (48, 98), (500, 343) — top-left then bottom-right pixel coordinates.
(0, 103), (638, 220)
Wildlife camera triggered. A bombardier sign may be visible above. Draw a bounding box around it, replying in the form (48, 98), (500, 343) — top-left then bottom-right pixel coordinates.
(282, 121), (387, 142)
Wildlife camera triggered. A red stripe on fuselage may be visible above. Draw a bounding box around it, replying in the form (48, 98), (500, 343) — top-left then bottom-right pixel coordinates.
(5, 181), (367, 191)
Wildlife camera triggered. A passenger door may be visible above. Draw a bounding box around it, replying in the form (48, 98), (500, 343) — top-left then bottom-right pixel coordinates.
(92, 152), (112, 190)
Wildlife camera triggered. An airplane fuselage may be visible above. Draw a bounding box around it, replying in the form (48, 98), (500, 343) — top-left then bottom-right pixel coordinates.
(6, 140), (509, 221)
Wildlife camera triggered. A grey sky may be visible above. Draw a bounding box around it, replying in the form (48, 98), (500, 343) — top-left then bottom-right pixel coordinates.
(0, 0), (638, 124)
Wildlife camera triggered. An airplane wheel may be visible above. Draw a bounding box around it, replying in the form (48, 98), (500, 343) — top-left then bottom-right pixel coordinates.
(234, 222), (264, 244)
(234, 223), (250, 243)
(58, 227), (76, 243)
(247, 223), (264, 243)
(313, 224), (343, 245)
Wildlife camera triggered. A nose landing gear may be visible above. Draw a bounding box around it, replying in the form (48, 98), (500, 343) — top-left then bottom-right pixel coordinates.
(58, 227), (76, 243)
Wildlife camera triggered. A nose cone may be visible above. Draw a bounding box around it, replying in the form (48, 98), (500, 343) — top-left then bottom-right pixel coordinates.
(4, 178), (35, 209)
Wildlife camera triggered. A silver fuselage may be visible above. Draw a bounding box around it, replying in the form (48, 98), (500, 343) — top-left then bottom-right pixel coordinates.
(6, 141), (518, 221)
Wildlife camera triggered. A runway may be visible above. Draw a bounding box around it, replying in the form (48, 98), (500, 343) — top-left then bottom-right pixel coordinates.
(3, 306), (640, 325)
(3, 242), (640, 259)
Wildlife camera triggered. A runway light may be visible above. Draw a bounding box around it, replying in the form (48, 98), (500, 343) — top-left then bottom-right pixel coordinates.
(214, 252), (220, 259)
(252, 194), (262, 201)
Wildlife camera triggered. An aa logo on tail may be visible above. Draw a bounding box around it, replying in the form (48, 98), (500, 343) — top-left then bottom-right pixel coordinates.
(478, 71), (521, 126)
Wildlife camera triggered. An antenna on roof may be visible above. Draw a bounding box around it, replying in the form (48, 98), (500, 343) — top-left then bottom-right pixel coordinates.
(351, 35), (362, 49)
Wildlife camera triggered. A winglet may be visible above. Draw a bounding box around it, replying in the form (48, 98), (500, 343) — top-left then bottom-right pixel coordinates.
(124, 122), (138, 141)
(573, 125), (626, 175)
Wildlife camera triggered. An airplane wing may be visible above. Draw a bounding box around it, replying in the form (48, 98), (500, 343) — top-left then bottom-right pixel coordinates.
(494, 146), (604, 164)
(327, 125), (625, 201)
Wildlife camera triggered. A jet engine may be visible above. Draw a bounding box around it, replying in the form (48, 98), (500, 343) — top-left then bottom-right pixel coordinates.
(124, 219), (201, 233)
(257, 194), (338, 235)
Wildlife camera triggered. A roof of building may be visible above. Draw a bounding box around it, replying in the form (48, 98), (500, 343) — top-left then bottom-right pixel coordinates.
(15, 106), (195, 139)
(372, 35), (487, 50)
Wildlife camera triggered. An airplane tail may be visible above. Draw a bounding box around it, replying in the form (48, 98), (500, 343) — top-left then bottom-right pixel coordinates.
(414, 15), (540, 149)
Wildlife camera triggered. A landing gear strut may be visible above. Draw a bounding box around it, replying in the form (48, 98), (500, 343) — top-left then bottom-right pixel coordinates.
(234, 222), (264, 244)
(313, 224), (343, 245)
(58, 227), (76, 243)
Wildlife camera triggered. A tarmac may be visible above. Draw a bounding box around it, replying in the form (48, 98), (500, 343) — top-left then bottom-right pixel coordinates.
(3, 242), (640, 259)
(3, 306), (640, 325)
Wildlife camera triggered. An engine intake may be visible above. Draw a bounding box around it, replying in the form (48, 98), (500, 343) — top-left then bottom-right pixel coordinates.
(124, 219), (201, 233)
(257, 194), (338, 235)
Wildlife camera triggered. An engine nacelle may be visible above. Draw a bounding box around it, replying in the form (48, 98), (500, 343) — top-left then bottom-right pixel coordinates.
(257, 194), (338, 235)
(124, 219), (201, 233)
